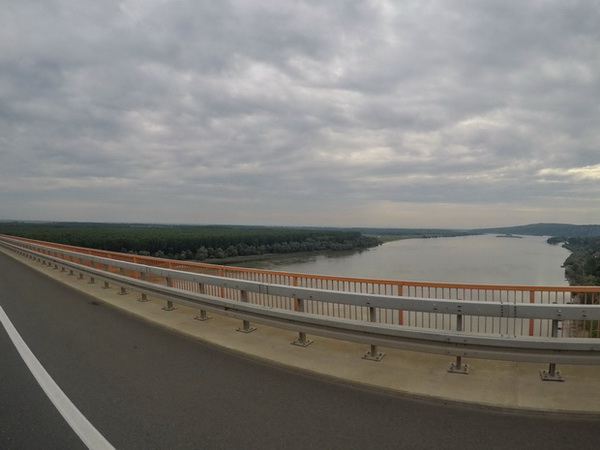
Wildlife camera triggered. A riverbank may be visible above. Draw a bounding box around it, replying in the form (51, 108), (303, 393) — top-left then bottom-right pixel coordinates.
(204, 236), (443, 266)
(561, 237), (600, 286)
(205, 233), (477, 266)
(193, 250), (338, 267)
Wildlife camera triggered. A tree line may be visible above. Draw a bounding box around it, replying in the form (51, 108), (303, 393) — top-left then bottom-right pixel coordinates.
(552, 236), (600, 287)
(0, 222), (381, 261)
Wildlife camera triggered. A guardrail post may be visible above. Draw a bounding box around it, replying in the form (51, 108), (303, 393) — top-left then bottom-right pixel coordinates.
(138, 272), (150, 302)
(237, 290), (256, 333)
(118, 268), (128, 295)
(448, 314), (470, 374)
(195, 283), (211, 321)
(292, 298), (312, 347)
(540, 319), (564, 382)
(362, 306), (385, 361)
(162, 277), (176, 311)
(102, 264), (110, 289)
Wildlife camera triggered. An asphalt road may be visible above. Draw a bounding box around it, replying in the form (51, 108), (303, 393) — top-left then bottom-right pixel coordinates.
(1, 251), (599, 449)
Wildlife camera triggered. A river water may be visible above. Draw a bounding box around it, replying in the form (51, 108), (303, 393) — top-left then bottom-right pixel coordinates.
(237, 234), (571, 286)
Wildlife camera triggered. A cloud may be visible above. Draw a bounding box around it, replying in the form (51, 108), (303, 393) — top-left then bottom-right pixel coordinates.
(1, 0), (599, 227)
(539, 164), (600, 181)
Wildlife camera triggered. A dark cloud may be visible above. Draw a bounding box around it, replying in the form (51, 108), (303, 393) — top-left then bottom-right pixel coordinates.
(1, 0), (599, 227)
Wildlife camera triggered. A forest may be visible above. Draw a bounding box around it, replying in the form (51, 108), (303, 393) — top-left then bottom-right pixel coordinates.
(554, 236), (600, 287)
(0, 222), (381, 261)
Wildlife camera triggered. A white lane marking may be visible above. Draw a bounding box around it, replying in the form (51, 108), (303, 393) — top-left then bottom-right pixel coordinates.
(0, 306), (115, 450)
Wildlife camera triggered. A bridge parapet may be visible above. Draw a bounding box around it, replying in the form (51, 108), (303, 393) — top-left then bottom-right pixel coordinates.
(2, 234), (599, 381)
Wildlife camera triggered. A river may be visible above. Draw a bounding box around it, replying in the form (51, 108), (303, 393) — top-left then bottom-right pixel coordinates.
(236, 234), (571, 286)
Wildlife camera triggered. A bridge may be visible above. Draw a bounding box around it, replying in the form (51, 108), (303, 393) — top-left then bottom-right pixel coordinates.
(1, 235), (600, 447)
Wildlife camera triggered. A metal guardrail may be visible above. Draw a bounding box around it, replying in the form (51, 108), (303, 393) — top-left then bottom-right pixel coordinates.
(5, 235), (600, 339)
(2, 236), (600, 381)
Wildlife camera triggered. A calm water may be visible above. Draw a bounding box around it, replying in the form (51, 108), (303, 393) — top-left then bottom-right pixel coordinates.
(238, 234), (571, 286)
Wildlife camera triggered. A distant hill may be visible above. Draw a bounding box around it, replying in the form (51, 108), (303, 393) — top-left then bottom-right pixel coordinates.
(472, 223), (600, 238)
(353, 223), (600, 239)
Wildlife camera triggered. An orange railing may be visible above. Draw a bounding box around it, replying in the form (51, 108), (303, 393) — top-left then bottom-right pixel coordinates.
(4, 235), (600, 339)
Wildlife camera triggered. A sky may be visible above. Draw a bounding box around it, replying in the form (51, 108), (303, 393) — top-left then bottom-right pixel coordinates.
(1, 0), (599, 229)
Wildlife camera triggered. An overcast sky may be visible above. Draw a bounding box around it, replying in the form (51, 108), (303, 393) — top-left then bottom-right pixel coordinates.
(1, 1), (599, 228)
